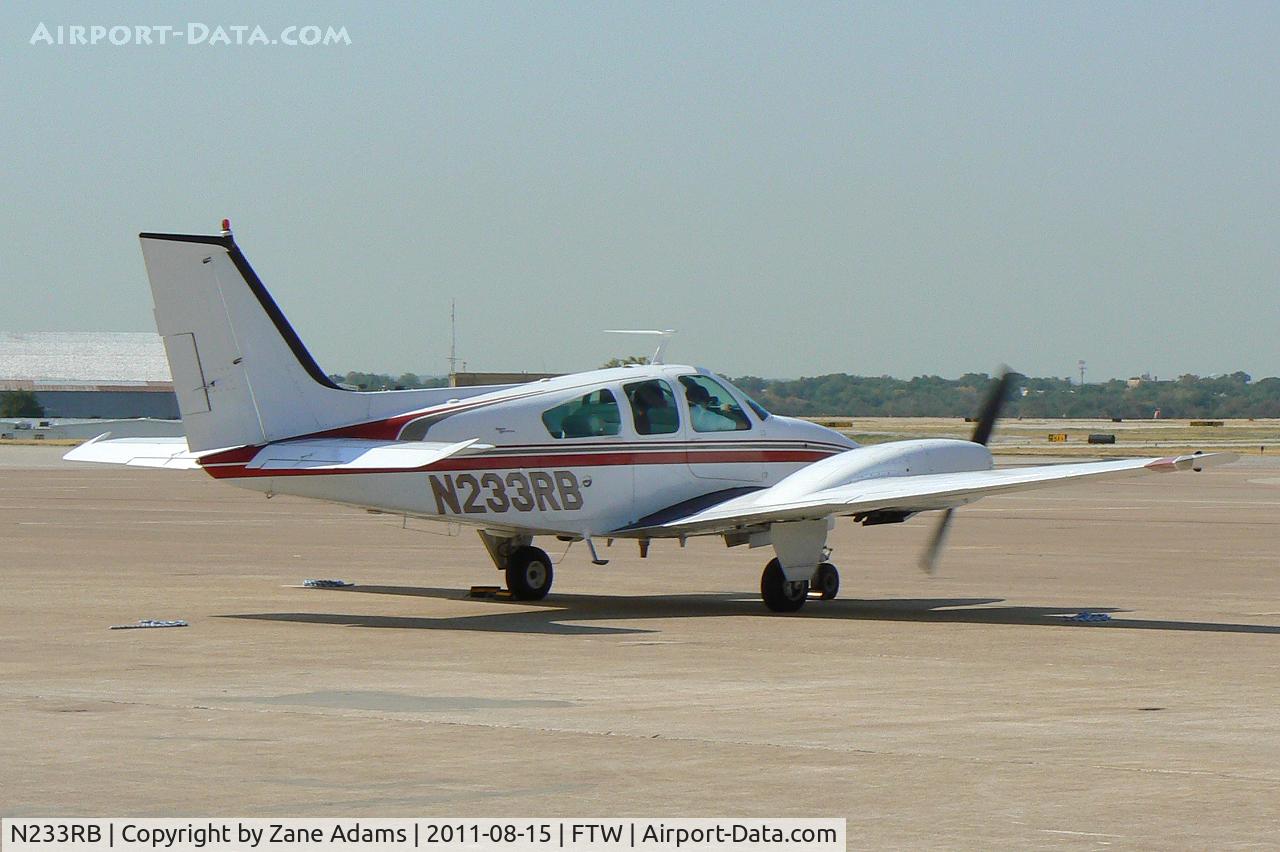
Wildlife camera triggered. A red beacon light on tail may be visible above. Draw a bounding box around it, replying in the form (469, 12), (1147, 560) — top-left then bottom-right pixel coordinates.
(220, 218), (232, 236)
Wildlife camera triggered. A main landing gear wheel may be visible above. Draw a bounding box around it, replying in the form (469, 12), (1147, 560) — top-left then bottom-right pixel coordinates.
(812, 562), (840, 600)
(761, 558), (808, 613)
(506, 546), (553, 600)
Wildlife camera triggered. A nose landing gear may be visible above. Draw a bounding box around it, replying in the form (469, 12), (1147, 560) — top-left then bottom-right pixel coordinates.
(811, 562), (840, 600)
(760, 559), (840, 612)
(760, 558), (808, 612)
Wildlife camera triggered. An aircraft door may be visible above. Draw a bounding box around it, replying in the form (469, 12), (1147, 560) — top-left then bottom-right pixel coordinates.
(536, 387), (634, 534)
(678, 374), (764, 483)
(622, 378), (697, 522)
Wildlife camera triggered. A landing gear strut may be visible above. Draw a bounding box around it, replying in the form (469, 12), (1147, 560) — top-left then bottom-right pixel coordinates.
(760, 558), (809, 613)
(505, 545), (554, 600)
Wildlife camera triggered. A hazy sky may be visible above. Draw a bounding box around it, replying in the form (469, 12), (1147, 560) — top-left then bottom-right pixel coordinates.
(2, 2), (1277, 381)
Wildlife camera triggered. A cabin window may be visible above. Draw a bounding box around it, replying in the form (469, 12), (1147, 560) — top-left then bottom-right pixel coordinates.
(624, 379), (680, 435)
(678, 375), (752, 432)
(541, 389), (621, 439)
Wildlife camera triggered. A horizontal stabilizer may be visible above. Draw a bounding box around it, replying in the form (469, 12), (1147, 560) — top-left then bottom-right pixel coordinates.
(63, 434), (213, 469)
(244, 438), (487, 471)
(64, 435), (489, 474)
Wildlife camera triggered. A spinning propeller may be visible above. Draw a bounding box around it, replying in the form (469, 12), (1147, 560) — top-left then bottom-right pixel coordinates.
(919, 368), (1016, 574)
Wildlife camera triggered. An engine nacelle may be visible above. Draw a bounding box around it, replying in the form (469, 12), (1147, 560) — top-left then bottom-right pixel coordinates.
(766, 439), (993, 501)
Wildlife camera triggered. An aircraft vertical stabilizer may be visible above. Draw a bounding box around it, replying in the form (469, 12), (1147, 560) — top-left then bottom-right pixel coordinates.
(139, 225), (495, 452)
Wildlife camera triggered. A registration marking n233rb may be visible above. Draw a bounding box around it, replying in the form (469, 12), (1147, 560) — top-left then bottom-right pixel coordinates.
(429, 470), (584, 515)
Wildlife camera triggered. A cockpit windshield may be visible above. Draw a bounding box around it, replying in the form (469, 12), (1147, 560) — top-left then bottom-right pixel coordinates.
(717, 377), (771, 421)
(742, 394), (770, 420)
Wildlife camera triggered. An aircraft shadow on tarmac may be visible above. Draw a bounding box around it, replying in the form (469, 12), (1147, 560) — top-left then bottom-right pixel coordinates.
(222, 586), (1280, 637)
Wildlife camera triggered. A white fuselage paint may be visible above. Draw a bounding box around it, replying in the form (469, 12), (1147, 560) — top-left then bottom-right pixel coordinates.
(221, 364), (865, 537)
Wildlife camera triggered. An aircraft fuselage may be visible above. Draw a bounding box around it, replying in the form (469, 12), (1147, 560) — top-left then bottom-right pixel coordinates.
(212, 364), (856, 537)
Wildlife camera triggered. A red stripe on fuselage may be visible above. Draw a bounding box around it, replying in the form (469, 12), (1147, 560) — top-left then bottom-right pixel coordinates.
(199, 448), (835, 479)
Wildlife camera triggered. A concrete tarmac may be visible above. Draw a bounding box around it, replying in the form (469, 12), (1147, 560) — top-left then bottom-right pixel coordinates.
(2, 446), (1279, 848)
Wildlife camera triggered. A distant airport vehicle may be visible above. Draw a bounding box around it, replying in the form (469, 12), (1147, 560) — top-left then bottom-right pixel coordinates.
(66, 223), (1236, 611)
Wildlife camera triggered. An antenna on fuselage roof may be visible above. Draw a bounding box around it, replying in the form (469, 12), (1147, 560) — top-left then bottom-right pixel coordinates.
(602, 329), (677, 365)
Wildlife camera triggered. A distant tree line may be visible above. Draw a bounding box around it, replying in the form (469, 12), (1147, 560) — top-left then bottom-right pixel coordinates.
(600, 355), (649, 368)
(328, 371), (449, 391)
(732, 371), (1280, 419)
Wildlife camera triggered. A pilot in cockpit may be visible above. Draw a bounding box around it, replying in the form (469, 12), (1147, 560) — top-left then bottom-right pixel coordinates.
(684, 382), (739, 431)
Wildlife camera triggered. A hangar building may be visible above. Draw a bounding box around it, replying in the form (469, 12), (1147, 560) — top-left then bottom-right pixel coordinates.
(0, 332), (179, 419)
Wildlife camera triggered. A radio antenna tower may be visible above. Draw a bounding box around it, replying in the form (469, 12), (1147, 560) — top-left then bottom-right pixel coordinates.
(1078, 359), (1086, 385)
(447, 299), (460, 376)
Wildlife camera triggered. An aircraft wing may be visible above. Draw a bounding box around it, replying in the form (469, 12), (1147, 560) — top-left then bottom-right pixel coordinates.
(637, 453), (1238, 536)
(63, 435), (216, 469)
(65, 435), (488, 472)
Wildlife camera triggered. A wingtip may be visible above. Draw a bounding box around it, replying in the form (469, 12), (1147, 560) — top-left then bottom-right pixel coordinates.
(62, 432), (112, 462)
(1144, 452), (1239, 473)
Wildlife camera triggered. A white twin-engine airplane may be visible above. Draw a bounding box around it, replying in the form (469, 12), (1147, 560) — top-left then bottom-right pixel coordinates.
(67, 223), (1235, 612)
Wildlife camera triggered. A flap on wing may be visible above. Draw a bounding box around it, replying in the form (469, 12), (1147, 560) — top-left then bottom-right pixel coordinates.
(63, 434), (213, 469)
(245, 438), (487, 471)
(644, 452), (1239, 536)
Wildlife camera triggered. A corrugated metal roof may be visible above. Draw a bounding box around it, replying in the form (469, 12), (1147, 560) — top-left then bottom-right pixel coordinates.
(0, 332), (172, 383)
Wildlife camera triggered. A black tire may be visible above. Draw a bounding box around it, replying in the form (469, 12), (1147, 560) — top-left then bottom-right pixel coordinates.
(761, 558), (808, 613)
(506, 546), (553, 600)
(813, 562), (840, 600)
